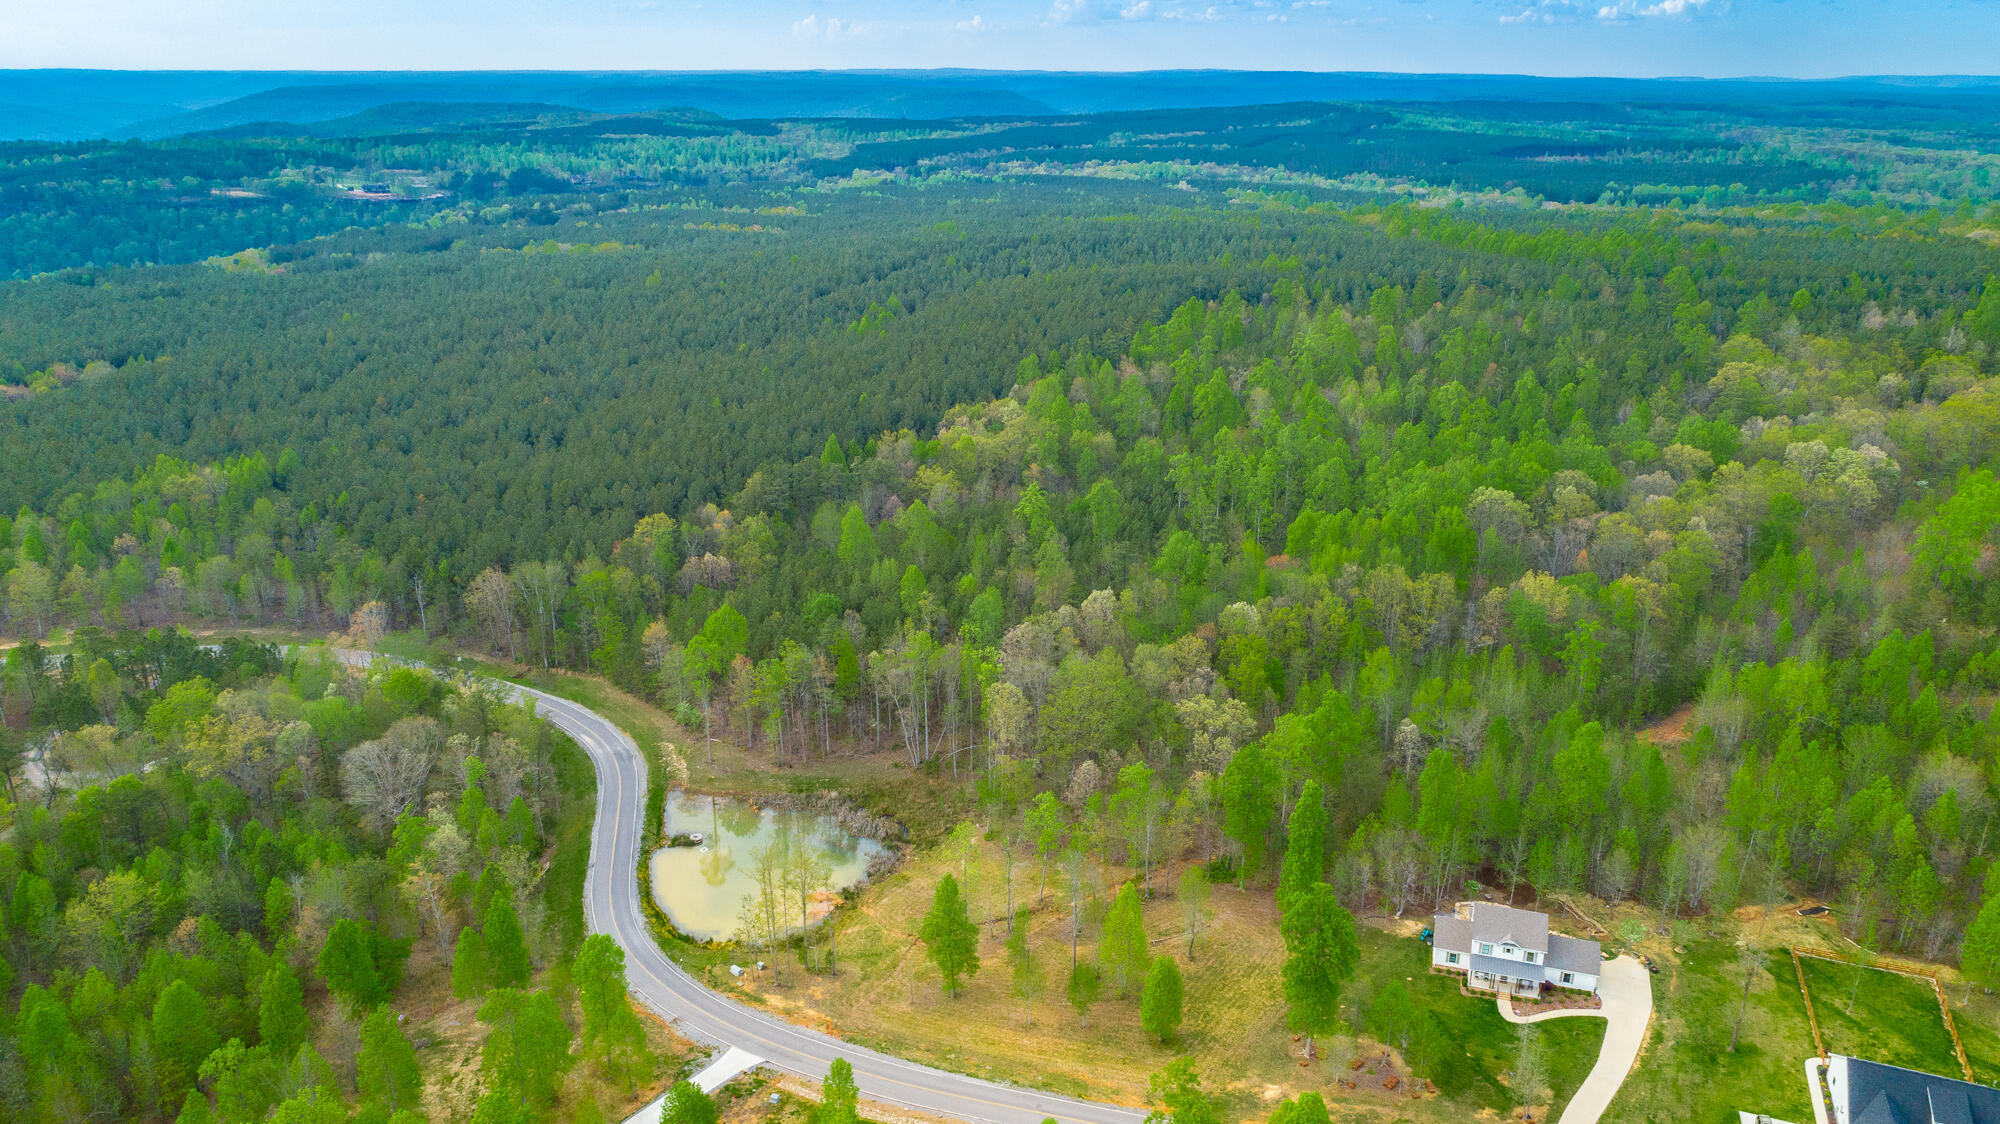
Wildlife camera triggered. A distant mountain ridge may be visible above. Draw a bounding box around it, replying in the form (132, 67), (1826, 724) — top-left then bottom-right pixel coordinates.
(5, 69), (2000, 142)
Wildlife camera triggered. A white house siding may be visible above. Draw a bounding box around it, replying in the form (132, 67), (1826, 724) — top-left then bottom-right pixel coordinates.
(1552, 969), (1600, 992)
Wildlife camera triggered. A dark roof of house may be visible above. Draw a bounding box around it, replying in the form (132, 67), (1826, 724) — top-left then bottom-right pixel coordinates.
(1932, 1085), (1977, 1124)
(1431, 902), (1549, 953)
(1838, 1056), (2000, 1124)
(1466, 903), (1550, 952)
(1433, 912), (1473, 954)
(1547, 932), (1603, 975)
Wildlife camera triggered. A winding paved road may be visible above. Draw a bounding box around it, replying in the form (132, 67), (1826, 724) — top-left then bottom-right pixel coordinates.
(343, 652), (1146, 1124)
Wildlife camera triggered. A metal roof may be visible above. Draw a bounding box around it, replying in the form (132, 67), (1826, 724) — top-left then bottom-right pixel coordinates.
(1468, 953), (1535, 980)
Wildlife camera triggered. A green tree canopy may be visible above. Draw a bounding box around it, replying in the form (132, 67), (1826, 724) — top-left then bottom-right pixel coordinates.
(920, 874), (981, 997)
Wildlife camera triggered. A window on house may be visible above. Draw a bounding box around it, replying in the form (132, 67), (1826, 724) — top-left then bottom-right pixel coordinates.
(1561, 972), (1574, 984)
(1446, 952), (1460, 965)
(1478, 942), (1493, 955)
(1525, 951), (1537, 963)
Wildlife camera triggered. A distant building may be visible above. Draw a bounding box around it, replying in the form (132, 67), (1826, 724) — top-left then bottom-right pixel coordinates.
(1822, 1054), (2000, 1124)
(1429, 901), (1602, 996)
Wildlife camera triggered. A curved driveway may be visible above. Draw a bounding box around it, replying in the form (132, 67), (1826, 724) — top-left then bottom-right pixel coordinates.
(1497, 956), (1654, 1124)
(343, 651), (1145, 1124)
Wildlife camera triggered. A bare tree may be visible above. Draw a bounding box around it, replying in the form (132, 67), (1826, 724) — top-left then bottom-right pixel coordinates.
(340, 716), (443, 826)
(1729, 944), (1768, 1052)
(464, 567), (518, 659)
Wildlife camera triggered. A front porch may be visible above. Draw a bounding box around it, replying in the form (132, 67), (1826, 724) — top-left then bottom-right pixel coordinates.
(1467, 968), (1542, 996)
(1433, 961), (1543, 997)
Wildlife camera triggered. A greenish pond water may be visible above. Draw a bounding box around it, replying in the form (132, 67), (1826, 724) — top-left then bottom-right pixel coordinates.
(646, 791), (884, 941)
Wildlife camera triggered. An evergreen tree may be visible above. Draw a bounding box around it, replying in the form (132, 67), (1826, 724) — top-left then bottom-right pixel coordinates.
(1279, 883), (1359, 1060)
(258, 964), (309, 1056)
(1962, 889), (2000, 995)
(484, 899), (532, 989)
(356, 1008), (421, 1112)
(153, 979), (219, 1109)
(920, 874), (980, 997)
(1067, 962), (1102, 1027)
(1277, 780), (1328, 908)
(318, 918), (387, 1014)
(575, 933), (649, 1073)
(1141, 955), (1184, 1043)
(1098, 883), (1149, 995)
(453, 927), (491, 999)
(477, 989), (574, 1109)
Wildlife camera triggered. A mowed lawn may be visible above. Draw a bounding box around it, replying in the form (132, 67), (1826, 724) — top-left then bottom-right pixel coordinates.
(731, 833), (1608, 1121)
(1603, 934), (1816, 1124)
(1348, 927), (1604, 1116)
(1800, 956), (1966, 1079)
(1954, 995), (2000, 1085)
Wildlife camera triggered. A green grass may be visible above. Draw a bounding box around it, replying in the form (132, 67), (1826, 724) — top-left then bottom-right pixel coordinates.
(1952, 992), (2000, 1084)
(1604, 935), (1815, 1124)
(1353, 929), (1604, 1114)
(1802, 956), (1964, 1078)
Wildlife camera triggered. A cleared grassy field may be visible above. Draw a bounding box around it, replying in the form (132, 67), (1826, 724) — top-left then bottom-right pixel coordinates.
(1595, 924), (1815, 1124)
(730, 833), (1604, 1121)
(1800, 956), (1965, 1079)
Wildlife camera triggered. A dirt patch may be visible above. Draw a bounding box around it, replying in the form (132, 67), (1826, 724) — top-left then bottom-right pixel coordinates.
(1635, 704), (1696, 746)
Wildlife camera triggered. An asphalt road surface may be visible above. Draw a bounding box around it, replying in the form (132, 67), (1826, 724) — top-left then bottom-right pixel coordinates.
(342, 651), (1147, 1124)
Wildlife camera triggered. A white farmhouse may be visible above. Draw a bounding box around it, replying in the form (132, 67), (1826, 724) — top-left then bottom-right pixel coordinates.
(1430, 901), (1602, 996)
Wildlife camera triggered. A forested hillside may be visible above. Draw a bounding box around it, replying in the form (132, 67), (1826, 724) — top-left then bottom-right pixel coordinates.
(0, 633), (665, 1122)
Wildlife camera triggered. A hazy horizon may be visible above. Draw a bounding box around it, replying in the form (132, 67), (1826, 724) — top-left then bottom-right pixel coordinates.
(10, 0), (2000, 79)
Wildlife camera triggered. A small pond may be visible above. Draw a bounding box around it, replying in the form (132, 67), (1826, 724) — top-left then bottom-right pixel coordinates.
(647, 791), (885, 942)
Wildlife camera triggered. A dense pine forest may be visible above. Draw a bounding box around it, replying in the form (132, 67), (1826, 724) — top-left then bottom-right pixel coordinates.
(3, 89), (2000, 1122)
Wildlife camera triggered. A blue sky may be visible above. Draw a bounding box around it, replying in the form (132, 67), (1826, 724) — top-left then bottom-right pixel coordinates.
(7, 0), (1998, 77)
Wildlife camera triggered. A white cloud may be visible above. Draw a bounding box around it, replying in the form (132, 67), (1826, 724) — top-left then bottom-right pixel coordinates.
(790, 13), (852, 39)
(1050, 0), (1219, 22)
(954, 13), (986, 31)
(1046, 0), (1101, 22)
(1596, 0), (1711, 19)
(1499, 0), (1590, 23)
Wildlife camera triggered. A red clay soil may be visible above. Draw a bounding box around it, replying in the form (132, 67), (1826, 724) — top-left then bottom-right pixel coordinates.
(1635, 705), (1696, 746)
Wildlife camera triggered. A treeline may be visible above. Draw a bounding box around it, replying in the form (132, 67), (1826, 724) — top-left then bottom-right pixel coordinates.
(0, 632), (653, 1123)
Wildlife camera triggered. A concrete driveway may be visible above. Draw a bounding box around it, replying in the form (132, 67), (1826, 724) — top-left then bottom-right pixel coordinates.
(1498, 955), (1655, 1124)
